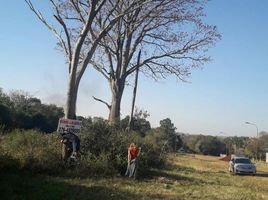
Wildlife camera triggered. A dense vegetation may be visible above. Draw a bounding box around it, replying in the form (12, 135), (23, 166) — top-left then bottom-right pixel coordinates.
(0, 89), (181, 178)
(1, 88), (268, 200)
(0, 116), (181, 177)
(1, 88), (268, 182)
(0, 88), (181, 176)
(0, 89), (64, 133)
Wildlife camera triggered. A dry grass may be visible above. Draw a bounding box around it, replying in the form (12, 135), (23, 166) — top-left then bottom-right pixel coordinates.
(56, 154), (268, 199)
(3, 153), (268, 199)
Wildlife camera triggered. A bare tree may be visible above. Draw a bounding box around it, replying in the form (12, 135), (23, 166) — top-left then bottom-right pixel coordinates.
(91, 0), (221, 124)
(25, 0), (144, 119)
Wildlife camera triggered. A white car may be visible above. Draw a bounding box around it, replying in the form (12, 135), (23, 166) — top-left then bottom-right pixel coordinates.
(229, 156), (256, 175)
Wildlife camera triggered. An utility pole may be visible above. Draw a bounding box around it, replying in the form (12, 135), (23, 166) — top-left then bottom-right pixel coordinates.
(127, 50), (141, 131)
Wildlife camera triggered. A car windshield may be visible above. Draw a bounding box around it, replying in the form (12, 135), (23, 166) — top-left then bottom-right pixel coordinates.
(235, 158), (251, 164)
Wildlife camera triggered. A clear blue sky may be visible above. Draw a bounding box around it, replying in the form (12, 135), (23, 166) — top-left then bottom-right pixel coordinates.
(0, 0), (267, 136)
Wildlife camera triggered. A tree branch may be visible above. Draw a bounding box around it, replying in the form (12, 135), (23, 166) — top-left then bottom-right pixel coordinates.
(90, 60), (110, 80)
(50, 0), (72, 63)
(92, 96), (111, 110)
(70, 0), (86, 23)
(25, 0), (70, 61)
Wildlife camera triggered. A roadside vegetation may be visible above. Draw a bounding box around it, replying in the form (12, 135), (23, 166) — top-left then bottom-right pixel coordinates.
(0, 116), (178, 177)
(2, 153), (268, 200)
(1, 89), (268, 199)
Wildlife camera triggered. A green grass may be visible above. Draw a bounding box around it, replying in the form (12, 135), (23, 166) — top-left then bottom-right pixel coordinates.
(2, 153), (268, 200)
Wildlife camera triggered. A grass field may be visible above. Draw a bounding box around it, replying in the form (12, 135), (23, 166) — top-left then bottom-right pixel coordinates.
(2, 153), (268, 200)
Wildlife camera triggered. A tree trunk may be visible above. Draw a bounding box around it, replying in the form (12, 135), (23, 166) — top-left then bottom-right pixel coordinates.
(65, 72), (79, 119)
(109, 79), (125, 125)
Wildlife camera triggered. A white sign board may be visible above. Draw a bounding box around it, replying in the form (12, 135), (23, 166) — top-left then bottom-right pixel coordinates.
(57, 118), (82, 137)
(266, 153), (268, 163)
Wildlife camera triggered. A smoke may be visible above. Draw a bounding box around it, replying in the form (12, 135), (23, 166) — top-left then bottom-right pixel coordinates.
(40, 70), (66, 107)
(43, 92), (65, 107)
(40, 68), (110, 117)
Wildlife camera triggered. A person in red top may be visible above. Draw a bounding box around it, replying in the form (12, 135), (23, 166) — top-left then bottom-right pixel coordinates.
(125, 143), (141, 179)
(128, 143), (140, 160)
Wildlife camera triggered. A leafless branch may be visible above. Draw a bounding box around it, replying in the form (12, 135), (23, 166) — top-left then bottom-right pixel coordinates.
(50, 0), (72, 63)
(70, 0), (86, 23)
(25, 0), (70, 61)
(92, 96), (111, 109)
(90, 60), (110, 80)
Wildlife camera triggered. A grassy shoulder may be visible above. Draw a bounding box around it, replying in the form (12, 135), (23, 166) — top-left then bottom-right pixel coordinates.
(2, 153), (268, 200)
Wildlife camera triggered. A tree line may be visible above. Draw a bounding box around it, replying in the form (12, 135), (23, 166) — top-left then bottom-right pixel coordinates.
(1, 88), (267, 161)
(182, 132), (268, 160)
(0, 89), (64, 133)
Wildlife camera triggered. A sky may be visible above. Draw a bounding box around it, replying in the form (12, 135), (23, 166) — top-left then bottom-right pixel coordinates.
(0, 0), (267, 137)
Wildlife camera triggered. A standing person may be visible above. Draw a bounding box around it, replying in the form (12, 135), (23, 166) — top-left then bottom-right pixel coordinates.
(125, 143), (141, 179)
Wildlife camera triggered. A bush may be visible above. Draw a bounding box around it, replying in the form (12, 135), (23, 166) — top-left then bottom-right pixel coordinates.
(0, 119), (168, 178)
(0, 129), (62, 174)
(80, 119), (145, 176)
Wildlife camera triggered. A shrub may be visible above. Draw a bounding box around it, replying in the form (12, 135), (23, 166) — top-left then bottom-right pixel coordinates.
(80, 120), (144, 176)
(73, 119), (168, 177)
(0, 129), (62, 174)
(0, 119), (168, 178)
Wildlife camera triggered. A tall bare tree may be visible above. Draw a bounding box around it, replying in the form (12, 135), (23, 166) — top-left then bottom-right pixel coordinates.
(91, 0), (221, 124)
(25, 0), (144, 119)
